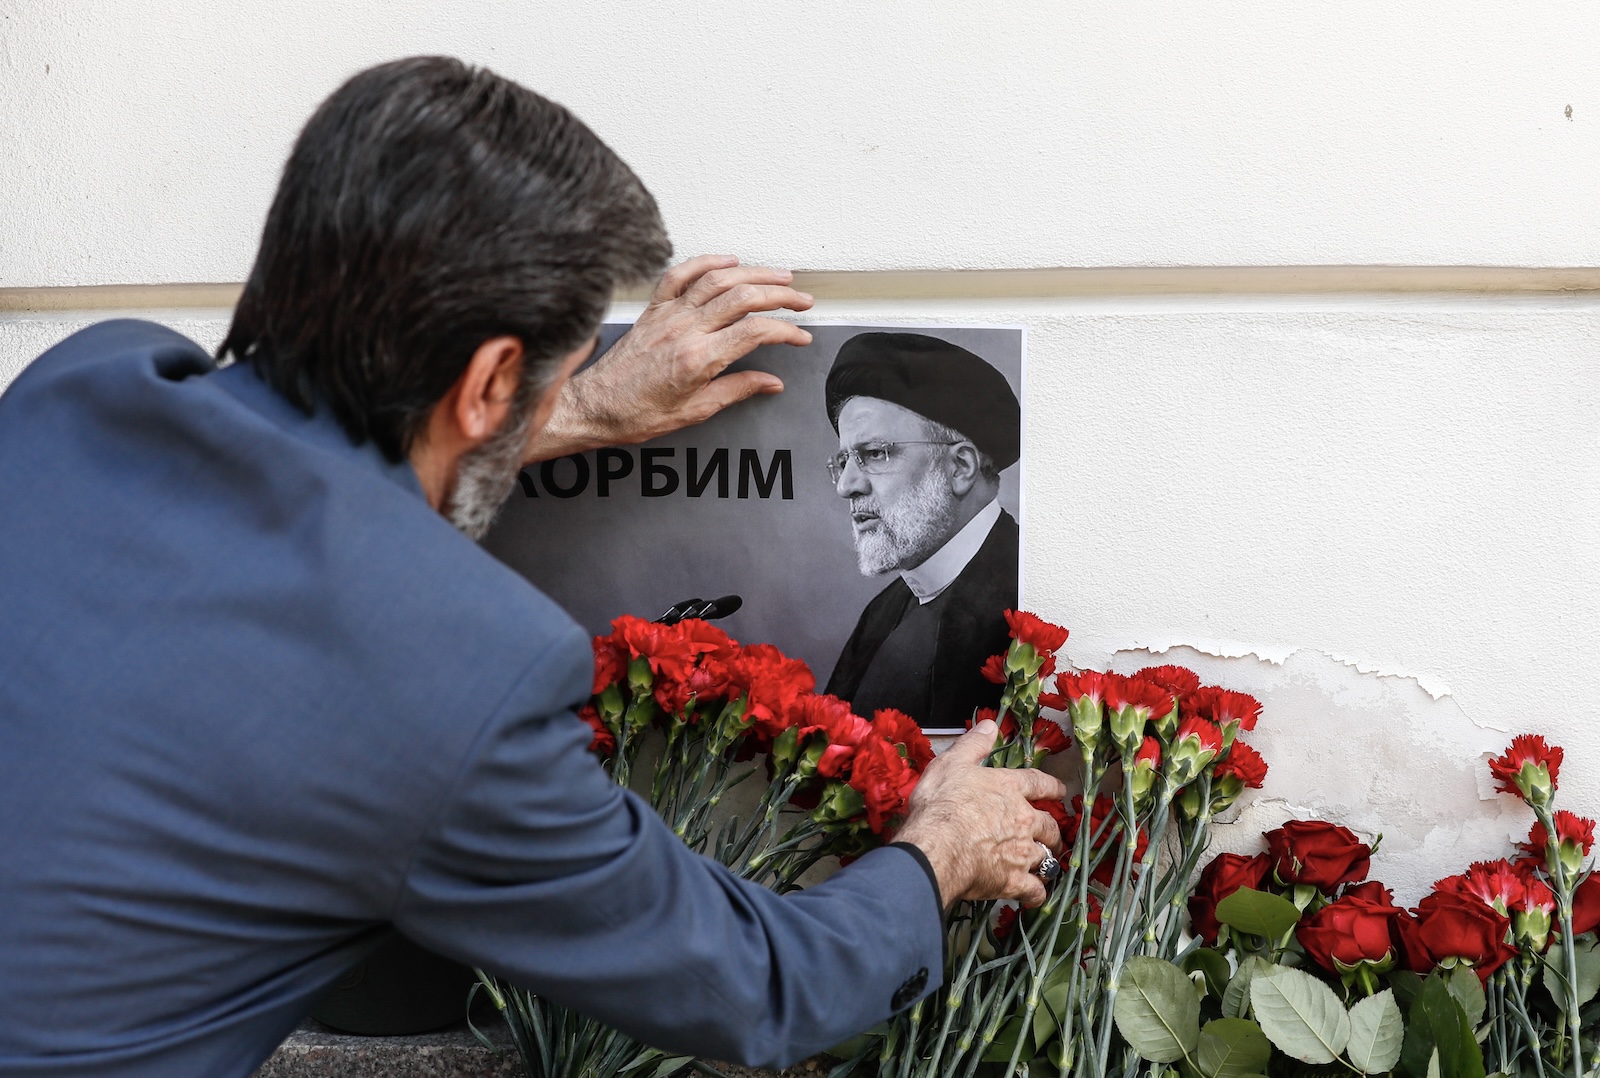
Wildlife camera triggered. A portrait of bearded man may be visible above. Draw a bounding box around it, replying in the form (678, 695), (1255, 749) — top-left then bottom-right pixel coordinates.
(823, 332), (1022, 732)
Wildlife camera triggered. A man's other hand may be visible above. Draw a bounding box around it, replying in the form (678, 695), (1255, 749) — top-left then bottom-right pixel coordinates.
(525, 255), (814, 462)
(893, 721), (1069, 910)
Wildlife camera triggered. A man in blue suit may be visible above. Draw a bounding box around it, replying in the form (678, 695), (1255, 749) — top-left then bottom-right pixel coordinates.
(0, 57), (1065, 1076)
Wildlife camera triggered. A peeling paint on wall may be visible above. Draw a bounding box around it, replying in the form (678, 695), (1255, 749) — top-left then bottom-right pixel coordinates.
(1090, 644), (1536, 904)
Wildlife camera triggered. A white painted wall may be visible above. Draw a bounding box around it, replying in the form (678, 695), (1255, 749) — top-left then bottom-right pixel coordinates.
(3, 1), (1599, 904)
(4, 0), (1600, 286)
(5, 297), (1596, 904)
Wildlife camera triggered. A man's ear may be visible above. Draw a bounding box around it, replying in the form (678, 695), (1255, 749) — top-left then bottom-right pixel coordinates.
(448, 335), (525, 445)
(948, 442), (982, 497)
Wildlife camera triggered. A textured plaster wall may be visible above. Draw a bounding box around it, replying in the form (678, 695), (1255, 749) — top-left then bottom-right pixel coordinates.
(4, 0), (1600, 286)
(5, 298), (1596, 904)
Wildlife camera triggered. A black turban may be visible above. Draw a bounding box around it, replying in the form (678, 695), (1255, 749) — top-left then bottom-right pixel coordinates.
(824, 332), (1021, 470)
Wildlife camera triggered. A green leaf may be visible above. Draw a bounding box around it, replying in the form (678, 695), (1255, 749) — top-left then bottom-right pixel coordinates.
(1389, 970), (1424, 1011)
(1185, 947), (1234, 1000)
(1399, 973), (1485, 1078)
(1546, 936), (1600, 1008)
(1223, 955), (1272, 1020)
(981, 1016), (1029, 1063)
(649, 1056), (694, 1078)
(1215, 887), (1303, 941)
(1249, 965), (1351, 1064)
(1345, 990), (1404, 1074)
(1445, 966), (1486, 1028)
(1113, 956), (1202, 1063)
(1196, 1017), (1272, 1078)
(1033, 980), (1072, 1046)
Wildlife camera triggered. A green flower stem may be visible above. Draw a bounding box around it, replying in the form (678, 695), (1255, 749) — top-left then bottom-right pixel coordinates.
(1090, 768), (1144, 1078)
(1058, 749), (1109, 1078)
(923, 903), (995, 1078)
(1508, 958), (1550, 1078)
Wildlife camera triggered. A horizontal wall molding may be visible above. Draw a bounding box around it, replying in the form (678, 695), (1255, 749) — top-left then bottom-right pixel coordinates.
(6, 266), (1600, 312)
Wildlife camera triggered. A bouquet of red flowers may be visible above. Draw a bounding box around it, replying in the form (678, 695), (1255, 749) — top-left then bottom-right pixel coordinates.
(841, 612), (1272, 1078)
(476, 615), (935, 1078)
(1113, 733), (1600, 1078)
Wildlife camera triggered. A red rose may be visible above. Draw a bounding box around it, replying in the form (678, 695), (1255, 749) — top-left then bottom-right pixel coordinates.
(1187, 851), (1273, 944)
(1265, 820), (1371, 892)
(1342, 880), (1398, 908)
(1003, 610), (1070, 656)
(1297, 894), (1401, 974)
(1408, 890), (1519, 981)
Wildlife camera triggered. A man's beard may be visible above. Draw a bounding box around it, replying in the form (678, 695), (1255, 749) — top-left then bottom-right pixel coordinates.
(849, 466), (959, 576)
(442, 403), (535, 541)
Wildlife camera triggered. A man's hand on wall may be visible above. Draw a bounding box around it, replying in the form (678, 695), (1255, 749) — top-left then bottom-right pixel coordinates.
(894, 720), (1068, 911)
(525, 255), (814, 463)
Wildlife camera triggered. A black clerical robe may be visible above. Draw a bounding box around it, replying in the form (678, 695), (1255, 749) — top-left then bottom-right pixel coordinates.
(825, 511), (1019, 731)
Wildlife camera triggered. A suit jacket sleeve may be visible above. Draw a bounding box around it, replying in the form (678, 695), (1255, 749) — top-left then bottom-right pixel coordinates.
(392, 626), (944, 1068)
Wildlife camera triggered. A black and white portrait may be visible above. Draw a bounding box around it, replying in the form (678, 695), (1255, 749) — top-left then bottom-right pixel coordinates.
(484, 323), (1024, 733)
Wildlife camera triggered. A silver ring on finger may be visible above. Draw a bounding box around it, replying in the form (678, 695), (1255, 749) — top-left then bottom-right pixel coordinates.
(1034, 842), (1061, 885)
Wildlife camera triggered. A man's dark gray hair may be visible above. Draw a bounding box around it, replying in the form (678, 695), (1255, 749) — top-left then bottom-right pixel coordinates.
(219, 56), (671, 462)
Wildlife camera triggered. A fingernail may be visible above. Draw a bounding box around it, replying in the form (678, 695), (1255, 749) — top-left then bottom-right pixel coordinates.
(977, 719), (997, 734)
(798, 292), (813, 303)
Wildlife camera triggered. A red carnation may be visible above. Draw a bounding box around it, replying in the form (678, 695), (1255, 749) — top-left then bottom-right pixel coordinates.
(726, 643), (816, 742)
(794, 694), (874, 779)
(1003, 610), (1070, 656)
(1134, 665), (1201, 696)
(1058, 670), (1107, 707)
(847, 735), (919, 834)
(1524, 811), (1596, 860)
(1102, 674), (1174, 715)
(1456, 859), (1530, 916)
(871, 708), (934, 772)
(591, 633), (632, 695)
(1181, 686), (1261, 734)
(1571, 874), (1600, 936)
(979, 653), (1007, 685)
(1033, 717), (1071, 756)
(1032, 797), (1071, 832)
(578, 705), (615, 758)
(1215, 741), (1269, 788)
(967, 706), (1019, 740)
(1265, 820), (1371, 892)
(1188, 851), (1273, 944)
(1488, 734), (1563, 808)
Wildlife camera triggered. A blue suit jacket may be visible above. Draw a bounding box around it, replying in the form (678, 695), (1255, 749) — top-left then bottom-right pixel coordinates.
(0, 321), (942, 1077)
